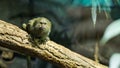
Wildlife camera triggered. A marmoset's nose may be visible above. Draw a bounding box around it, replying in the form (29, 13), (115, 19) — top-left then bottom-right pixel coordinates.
(39, 27), (44, 30)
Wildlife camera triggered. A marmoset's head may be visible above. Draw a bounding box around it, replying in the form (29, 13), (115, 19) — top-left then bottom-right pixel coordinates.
(23, 17), (52, 38)
(30, 17), (51, 32)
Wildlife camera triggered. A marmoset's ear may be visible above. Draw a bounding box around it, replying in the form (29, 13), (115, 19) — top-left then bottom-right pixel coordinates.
(22, 23), (27, 30)
(22, 23), (32, 34)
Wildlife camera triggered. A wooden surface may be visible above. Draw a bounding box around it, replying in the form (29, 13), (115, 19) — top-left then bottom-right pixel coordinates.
(0, 20), (108, 68)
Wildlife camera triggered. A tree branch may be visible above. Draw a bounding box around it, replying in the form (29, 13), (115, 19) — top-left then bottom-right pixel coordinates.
(0, 20), (108, 68)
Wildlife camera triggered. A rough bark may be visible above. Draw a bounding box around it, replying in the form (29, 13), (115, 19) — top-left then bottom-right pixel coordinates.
(0, 20), (108, 68)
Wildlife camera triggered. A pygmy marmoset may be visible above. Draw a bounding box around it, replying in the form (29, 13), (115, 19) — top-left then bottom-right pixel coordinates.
(23, 17), (52, 44)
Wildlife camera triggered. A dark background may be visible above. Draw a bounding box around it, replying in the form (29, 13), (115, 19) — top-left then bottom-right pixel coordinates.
(0, 0), (120, 68)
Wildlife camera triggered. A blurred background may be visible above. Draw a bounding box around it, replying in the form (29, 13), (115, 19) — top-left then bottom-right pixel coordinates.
(0, 0), (120, 68)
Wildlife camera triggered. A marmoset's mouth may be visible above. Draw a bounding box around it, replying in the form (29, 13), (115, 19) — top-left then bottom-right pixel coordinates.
(39, 27), (45, 30)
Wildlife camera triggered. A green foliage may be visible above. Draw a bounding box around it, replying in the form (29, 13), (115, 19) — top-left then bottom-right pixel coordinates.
(91, 0), (97, 26)
(100, 19), (120, 45)
(91, 0), (112, 26)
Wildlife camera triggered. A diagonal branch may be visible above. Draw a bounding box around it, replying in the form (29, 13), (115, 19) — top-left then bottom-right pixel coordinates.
(0, 20), (108, 68)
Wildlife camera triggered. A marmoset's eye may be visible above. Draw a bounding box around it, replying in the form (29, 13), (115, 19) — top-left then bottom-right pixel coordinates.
(40, 22), (47, 25)
(44, 23), (47, 25)
(40, 22), (42, 24)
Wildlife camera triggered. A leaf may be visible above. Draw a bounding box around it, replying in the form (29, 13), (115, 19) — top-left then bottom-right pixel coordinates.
(109, 53), (120, 68)
(91, 7), (97, 27)
(100, 19), (120, 45)
(91, 0), (97, 27)
(117, 0), (120, 5)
